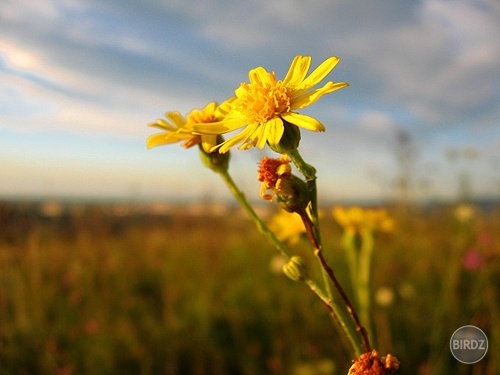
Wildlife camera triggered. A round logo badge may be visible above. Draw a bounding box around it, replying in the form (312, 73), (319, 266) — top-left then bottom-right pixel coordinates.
(450, 325), (488, 364)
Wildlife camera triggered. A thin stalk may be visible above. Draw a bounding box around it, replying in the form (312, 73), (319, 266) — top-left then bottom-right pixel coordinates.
(300, 212), (371, 355)
(343, 234), (359, 298)
(287, 149), (333, 298)
(304, 279), (345, 333)
(289, 148), (371, 356)
(358, 230), (374, 339)
(219, 168), (338, 327)
(218, 169), (291, 258)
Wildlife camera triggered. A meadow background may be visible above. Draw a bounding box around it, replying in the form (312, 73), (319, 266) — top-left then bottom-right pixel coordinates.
(1, 199), (498, 375)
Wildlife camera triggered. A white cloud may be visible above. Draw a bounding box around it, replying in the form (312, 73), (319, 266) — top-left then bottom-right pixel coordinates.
(333, 0), (499, 129)
(0, 41), (203, 136)
(0, 0), (59, 22)
(357, 111), (396, 133)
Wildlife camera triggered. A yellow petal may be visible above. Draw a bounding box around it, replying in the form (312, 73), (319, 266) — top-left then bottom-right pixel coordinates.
(201, 134), (219, 153)
(216, 96), (237, 116)
(283, 55), (311, 86)
(202, 101), (217, 114)
(193, 116), (247, 135)
(148, 118), (177, 131)
(241, 124), (266, 150)
(291, 81), (349, 109)
(218, 123), (259, 153)
(147, 132), (190, 149)
(281, 113), (325, 132)
(166, 111), (186, 128)
(265, 117), (284, 145)
(249, 67), (273, 85)
(254, 125), (268, 149)
(299, 56), (340, 91)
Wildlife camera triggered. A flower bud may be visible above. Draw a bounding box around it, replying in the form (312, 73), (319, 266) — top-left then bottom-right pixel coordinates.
(199, 136), (230, 173)
(276, 175), (310, 214)
(268, 119), (301, 154)
(283, 256), (310, 282)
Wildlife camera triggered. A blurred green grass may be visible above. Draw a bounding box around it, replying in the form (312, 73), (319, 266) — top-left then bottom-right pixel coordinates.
(0, 201), (498, 375)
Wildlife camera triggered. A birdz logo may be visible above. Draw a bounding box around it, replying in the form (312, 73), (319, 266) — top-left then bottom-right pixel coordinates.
(450, 325), (488, 364)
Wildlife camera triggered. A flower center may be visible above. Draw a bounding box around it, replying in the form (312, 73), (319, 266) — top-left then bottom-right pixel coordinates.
(236, 72), (291, 124)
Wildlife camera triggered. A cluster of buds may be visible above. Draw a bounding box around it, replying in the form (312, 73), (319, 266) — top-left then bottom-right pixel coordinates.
(198, 135), (230, 173)
(257, 155), (310, 214)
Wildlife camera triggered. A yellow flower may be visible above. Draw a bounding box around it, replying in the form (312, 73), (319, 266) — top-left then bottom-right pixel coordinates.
(193, 55), (349, 153)
(268, 210), (305, 245)
(147, 101), (232, 152)
(333, 206), (395, 235)
(367, 209), (395, 233)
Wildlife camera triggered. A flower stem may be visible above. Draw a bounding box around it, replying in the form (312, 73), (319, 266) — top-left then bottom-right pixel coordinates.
(289, 148), (371, 356)
(358, 231), (374, 340)
(300, 211), (371, 356)
(343, 234), (359, 300)
(218, 169), (292, 258)
(218, 168), (336, 323)
(342, 231), (375, 341)
(287, 149), (329, 291)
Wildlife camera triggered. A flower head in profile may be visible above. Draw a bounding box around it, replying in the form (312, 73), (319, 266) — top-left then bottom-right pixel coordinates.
(193, 55), (349, 153)
(147, 101), (232, 153)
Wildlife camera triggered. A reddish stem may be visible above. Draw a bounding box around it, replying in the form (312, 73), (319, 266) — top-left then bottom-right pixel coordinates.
(299, 211), (371, 353)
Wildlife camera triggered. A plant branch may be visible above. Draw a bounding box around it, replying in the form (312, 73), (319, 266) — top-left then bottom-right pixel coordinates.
(218, 169), (292, 259)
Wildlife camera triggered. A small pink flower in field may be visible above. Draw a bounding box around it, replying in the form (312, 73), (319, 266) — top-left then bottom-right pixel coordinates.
(463, 249), (483, 271)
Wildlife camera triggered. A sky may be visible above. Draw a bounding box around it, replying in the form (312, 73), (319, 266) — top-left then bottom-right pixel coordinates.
(1, 0), (499, 204)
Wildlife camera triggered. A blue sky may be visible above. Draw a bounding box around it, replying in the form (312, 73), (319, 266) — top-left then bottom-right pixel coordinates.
(1, 0), (499, 203)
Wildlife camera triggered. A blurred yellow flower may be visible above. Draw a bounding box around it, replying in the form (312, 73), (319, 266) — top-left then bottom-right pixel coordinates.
(193, 55), (348, 153)
(332, 206), (395, 235)
(147, 101), (232, 152)
(268, 210), (305, 245)
(454, 203), (476, 223)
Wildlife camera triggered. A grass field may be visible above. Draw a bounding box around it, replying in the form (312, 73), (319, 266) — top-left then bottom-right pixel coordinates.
(0, 201), (498, 374)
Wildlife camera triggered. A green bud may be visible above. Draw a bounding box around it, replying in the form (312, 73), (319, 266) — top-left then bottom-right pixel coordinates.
(268, 119), (301, 154)
(276, 174), (310, 214)
(199, 136), (230, 173)
(283, 256), (310, 282)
